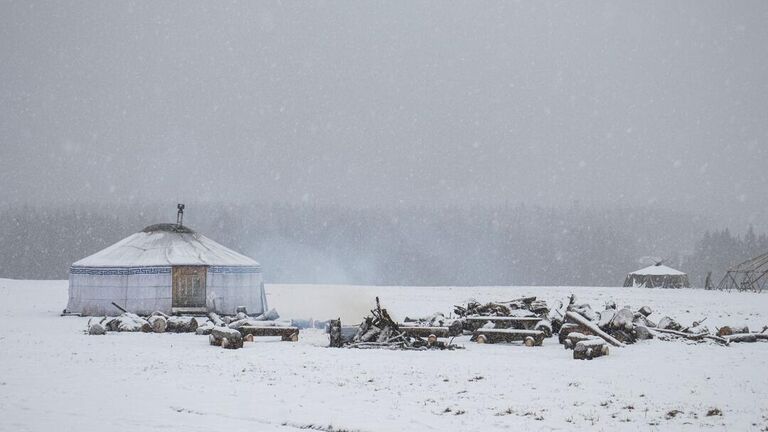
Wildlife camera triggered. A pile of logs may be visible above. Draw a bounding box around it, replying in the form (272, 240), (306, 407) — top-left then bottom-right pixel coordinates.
(453, 296), (556, 346)
(454, 297), (550, 319)
(558, 295), (768, 355)
(203, 311), (299, 349)
(329, 298), (462, 350)
(559, 296), (662, 349)
(85, 303), (299, 350)
(86, 312), (204, 335)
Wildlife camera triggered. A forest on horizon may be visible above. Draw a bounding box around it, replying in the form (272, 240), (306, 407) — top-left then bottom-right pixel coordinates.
(1, 202), (765, 288)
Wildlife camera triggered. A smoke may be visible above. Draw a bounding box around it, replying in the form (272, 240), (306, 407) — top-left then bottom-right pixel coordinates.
(265, 284), (376, 323)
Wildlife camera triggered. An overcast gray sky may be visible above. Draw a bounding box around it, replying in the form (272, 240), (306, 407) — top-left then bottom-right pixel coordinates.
(1, 1), (766, 229)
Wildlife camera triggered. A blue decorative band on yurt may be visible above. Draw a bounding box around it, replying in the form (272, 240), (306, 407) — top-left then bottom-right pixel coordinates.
(209, 266), (262, 274)
(70, 266), (172, 276)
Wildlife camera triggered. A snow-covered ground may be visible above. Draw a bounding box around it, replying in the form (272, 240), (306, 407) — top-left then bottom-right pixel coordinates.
(1, 279), (767, 431)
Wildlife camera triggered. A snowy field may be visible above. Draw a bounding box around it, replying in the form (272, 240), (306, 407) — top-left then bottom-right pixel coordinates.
(1, 280), (768, 431)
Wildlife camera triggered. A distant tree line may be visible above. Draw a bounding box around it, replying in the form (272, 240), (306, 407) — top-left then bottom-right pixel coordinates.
(0, 202), (762, 287)
(685, 226), (768, 287)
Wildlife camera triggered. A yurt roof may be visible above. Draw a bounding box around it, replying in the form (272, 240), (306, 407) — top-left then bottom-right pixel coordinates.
(72, 224), (259, 268)
(628, 264), (685, 276)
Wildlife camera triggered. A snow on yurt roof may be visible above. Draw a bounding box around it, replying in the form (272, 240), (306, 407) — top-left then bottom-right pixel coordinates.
(628, 264), (685, 276)
(72, 223), (259, 268)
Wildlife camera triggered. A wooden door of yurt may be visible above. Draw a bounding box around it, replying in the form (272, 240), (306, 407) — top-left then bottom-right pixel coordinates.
(172, 266), (207, 310)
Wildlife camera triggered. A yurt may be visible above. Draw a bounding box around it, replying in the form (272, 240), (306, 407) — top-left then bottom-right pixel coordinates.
(65, 213), (266, 316)
(623, 263), (690, 288)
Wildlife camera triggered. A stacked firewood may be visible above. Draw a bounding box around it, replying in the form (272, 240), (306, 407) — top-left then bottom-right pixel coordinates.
(329, 298), (462, 350)
(454, 296), (550, 319)
(453, 297), (556, 342)
(85, 304), (298, 349)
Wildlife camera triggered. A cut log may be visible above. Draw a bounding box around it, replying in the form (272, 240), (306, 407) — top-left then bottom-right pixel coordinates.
(650, 328), (729, 345)
(471, 329), (545, 346)
(633, 314), (656, 328)
(634, 325), (654, 340)
(563, 332), (597, 350)
(717, 326), (749, 337)
(726, 333), (757, 343)
(253, 308), (280, 321)
(166, 316), (198, 333)
(399, 326), (451, 338)
(568, 304), (599, 322)
(534, 320), (553, 338)
(657, 316), (682, 331)
(88, 321), (106, 335)
(565, 311), (625, 347)
(211, 326), (243, 349)
(328, 319), (343, 348)
(638, 306), (653, 317)
(573, 339), (609, 360)
(108, 313), (152, 332)
(195, 323), (214, 335)
(209, 334), (221, 346)
(221, 336), (244, 349)
(558, 322), (595, 345)
(148, 315), (167, 333)
(151, 311), (170, 319)
(239, 326), (300, 342)
(598, 309), (616, 330)
(207, 312), (225, 327)
(609, 308), (635, 332)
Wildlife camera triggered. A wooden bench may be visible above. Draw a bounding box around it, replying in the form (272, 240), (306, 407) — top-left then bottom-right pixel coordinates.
(399, 326), (455, 338)
(471, 329), (545, 346)
(465, 316), (542, 329)
(239, 325), (299, 342)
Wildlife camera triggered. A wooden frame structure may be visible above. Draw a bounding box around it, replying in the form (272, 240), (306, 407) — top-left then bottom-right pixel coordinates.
(717, 252), (768, 293)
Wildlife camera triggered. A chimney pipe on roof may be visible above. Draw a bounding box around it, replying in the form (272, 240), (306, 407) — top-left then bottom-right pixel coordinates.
(176, 203), (185, 226)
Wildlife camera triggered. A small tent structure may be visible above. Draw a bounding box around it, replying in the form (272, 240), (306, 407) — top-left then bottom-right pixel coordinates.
(66, 220), (266, 316)
(623, 263), (689, 288)
(717, 252), (768, 293)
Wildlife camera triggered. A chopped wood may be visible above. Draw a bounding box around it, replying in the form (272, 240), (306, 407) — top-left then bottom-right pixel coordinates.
(638, 306), (653, 317)
(565, 311), (625, 347)
(608, 308), (635, 332)
(573, 339), (609, 360)
(166, 316), (198, 333)
(563, 332), (597, 350)
(211, 326), (244, 349)
(148, 315), (167, 333)
(87, 320), (106, 335)
(207, 312), (224, 327)
(657, 316), (682, 331)
(105, 313), (152, 332)
(195, 323), (214, 335)
(328, 319), (343, 348)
